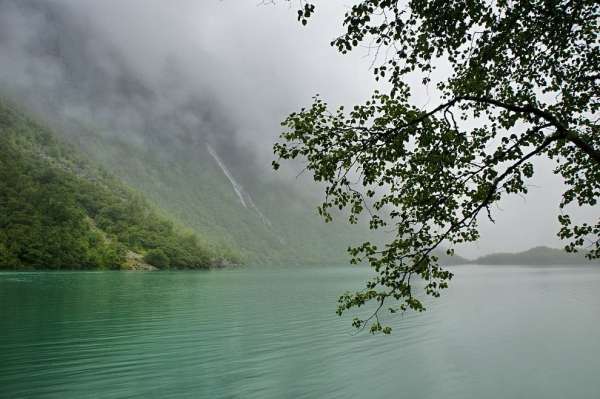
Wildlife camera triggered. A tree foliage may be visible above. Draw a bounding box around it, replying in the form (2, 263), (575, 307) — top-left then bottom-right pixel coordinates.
(274, 0), (599, 333)
(144, 249), (170, 268)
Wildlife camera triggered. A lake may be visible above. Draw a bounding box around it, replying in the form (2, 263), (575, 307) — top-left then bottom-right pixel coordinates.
(1, 265), (599, 398)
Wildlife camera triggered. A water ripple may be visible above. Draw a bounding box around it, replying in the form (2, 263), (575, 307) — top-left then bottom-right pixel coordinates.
(1, 265), (600, 398)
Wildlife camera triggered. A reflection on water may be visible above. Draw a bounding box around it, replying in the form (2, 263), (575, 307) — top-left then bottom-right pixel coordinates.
(1, 265), (599, 398)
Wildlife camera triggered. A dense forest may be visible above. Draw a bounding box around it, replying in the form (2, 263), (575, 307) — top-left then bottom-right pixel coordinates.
(0, 100), (232, 270)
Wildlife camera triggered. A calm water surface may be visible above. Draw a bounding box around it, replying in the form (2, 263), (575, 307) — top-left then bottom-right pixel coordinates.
(1, 265), (599, 398)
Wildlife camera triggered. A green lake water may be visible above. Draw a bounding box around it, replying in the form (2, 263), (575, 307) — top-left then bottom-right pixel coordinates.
(1, 265), (599, 398)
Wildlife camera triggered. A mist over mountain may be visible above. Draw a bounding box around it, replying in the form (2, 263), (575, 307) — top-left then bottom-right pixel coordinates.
(0, 0), (382, 265)
(1, 0), (596, 259)
(0, 0), (257, 176)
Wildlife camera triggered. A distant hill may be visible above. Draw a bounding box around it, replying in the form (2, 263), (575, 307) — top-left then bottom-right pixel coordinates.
(435, 250), (470, 266)
(470, 246), (597, 266)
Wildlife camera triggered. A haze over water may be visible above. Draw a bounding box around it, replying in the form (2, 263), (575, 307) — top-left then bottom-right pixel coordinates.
(1, 265), (599, 399)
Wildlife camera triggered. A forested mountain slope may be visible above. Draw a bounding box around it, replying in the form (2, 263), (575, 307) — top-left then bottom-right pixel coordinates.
(0, 98), (376, 267)
(0, 101), (228, 270)
(66, 127), (370, 264)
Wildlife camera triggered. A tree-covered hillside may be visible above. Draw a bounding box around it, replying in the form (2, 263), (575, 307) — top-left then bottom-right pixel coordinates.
(0, 101), (228, 270)
(0, 98), (382, 268)
(64, 125), (373, 264)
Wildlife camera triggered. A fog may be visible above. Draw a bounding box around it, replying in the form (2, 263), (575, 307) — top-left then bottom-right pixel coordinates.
(0, 0), (594, 258)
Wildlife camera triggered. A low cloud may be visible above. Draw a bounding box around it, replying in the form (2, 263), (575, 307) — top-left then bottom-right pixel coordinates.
(0, 0), (593, 257)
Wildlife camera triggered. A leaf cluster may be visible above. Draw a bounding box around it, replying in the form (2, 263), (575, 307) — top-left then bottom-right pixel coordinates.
(275, 0), (599, 333)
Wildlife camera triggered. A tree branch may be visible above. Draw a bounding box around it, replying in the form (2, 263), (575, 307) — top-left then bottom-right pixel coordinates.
(390, 95), (600, 165)
(460, 96), (600, 164)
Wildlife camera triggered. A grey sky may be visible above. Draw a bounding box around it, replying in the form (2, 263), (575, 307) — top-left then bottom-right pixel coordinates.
(0, 0), (595, 258)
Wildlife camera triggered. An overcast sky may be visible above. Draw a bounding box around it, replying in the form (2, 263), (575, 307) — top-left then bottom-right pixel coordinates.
(1, 0), (595, 258)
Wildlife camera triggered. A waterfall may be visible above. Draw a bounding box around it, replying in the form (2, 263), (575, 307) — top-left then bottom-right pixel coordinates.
(207, 144), (247, 208)
(206, 143), (277, 233)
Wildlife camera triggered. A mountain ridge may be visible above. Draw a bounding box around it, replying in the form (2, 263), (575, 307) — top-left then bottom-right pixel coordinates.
(466, 246), (597, 266)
